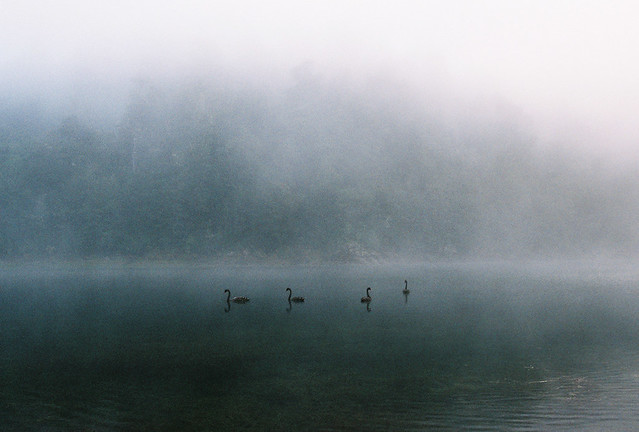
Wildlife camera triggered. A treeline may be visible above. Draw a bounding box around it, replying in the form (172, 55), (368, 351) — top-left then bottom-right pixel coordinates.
(1, 76), (638, 261)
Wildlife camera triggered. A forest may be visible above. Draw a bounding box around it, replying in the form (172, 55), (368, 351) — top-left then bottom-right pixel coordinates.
(1, 73), (638, 262)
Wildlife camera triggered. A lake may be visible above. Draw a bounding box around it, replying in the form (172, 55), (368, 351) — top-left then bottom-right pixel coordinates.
(2, 260), (639, 431)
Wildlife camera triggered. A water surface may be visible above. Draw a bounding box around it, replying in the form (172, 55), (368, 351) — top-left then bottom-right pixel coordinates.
(2, 260), (639, 431)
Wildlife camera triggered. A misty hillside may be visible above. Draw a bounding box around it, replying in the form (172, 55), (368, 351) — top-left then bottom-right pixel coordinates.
(2, 75), (638, 262)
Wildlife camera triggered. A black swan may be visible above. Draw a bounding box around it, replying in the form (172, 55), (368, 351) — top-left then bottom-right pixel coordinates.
(286, 287), (305, 302)
(361, 287), (372, 303)
(402, 280), (410, 294)
(224, 289), (249, 303)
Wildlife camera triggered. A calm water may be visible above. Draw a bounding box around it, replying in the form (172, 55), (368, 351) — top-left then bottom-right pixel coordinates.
(2, 260), (639, 431)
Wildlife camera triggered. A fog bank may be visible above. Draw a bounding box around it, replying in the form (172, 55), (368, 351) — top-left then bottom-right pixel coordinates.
(1, 71), (638, 262)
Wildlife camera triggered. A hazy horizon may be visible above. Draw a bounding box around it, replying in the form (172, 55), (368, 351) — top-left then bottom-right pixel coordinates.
(2, 1), (639, 262)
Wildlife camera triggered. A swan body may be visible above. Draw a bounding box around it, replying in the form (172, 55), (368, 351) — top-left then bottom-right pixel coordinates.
(286, 287), (305, 302)
(361, 287), (372, 303)
(225, 289), (249, 303)
(402, 280), (410, 294)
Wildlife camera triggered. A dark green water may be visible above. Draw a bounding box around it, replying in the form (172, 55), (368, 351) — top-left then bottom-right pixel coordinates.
(2, 260), (639, 431)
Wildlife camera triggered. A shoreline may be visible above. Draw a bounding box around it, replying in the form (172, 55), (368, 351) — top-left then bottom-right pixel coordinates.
(1, 254), (637, 275)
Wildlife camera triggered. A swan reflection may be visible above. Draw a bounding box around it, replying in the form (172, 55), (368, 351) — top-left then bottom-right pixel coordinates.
(360, 287), (372, 311)
(402, 280), (410, 304)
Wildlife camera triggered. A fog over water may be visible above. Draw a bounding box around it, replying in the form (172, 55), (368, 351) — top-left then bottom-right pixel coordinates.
(2, 1), (639, 261)
(3, 261), (639, 430)
(5, 4), (639, 429)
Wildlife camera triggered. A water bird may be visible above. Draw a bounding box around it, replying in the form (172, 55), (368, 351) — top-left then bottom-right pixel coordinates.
(361, 287), (372, 303)
(224, 289), (249, 303)
(402, 280), (410, 294)
(286, 287), (305, 302)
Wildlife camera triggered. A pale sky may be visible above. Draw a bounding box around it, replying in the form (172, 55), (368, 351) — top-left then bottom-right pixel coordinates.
(2, 0), (639, 151)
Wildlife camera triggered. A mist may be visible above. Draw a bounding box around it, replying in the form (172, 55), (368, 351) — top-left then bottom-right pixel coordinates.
(2, 1), (639, 262)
